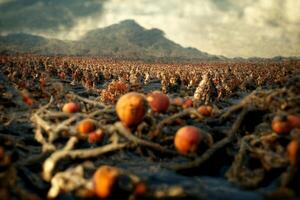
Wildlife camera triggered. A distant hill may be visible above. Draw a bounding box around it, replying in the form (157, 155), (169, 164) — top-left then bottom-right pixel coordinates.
(0, 20), (222, 61)
(0, 33), (72, 54)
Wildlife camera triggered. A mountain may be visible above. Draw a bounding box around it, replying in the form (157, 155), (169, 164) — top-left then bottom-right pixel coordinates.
(0, 33), (72, 54)
(0, 20), (221, 61)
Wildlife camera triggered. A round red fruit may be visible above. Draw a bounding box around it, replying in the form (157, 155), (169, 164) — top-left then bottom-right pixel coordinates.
(116, 92), (147, 127)
(62, 102), (80, 113)
(147, 91), (170, 113)
(174, 126), (203, 155)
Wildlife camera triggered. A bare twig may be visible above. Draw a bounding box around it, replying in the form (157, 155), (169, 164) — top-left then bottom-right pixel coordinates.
(34, 125), (56, 152)
(35, 96), (54, 115)
(69, 92), (107, 108)
(114, 122), (177, 155)
(43, 140), (128, 181)
(48, 165), (92, 199)
(31, 113), (52, 133)
(151, 108), (204, 138)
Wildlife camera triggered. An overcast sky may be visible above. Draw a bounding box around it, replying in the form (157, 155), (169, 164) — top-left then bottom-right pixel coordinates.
(0, 0), (299, 58)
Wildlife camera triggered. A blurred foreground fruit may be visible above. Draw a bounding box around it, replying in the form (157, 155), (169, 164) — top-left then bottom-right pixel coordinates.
(134, 181), (147, 196)
(0, 188), (10, 200)
(23, 96), (33, 106)
(288, 115), (300, 129)
(287, 139), (298, 166)
(0, 146), (4, 160)
(39, 77), (46, 89)
(59, 71), (65, 79)
(182, 98), (193, 109)
(88, 129), (104, 143)
(116, 92), (147, 126)
(93, 165), (120, 198)
(21, 90), (33, 106)
(197, 105), (213, 117)
(76, 119), (96, 135)
(174, 126), (203, 155)
(62, 102), (80, 113)
(272, 115), (291, 134)
(147, 91), (169, 113)
(171, 97), (184, 107)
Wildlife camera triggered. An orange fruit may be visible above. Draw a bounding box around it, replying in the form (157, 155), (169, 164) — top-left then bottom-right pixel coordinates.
(287, 115), (300, 129)
(116, 92), (147, 126)
(88, 129), (104, 143)
(147, 91), (169, 113)
(182, 98), (193, 109)
(76, 119), (96, 135)
(174, 126), (203, 155)
(197, 105), (213, 117)
(287, 139), (298, 166)
(272, 116), (291, 134)
(171, 97), (184, 107)
(62, 102), (80, 113)
(0, 146), (4, 160)
(22, 95), (33, 106)
(93, 165), (120, 198)
(134, 181), (147, 195)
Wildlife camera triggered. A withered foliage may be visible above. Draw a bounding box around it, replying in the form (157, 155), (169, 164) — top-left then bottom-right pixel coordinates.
(0, 55), (300, 199)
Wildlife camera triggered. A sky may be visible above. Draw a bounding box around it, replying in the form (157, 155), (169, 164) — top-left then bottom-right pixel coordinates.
(0, 0), (299, 58)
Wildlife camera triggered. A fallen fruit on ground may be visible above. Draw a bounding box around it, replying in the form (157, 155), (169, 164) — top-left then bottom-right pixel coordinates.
(76, 119), (96, 135)
(1, 54), (300, 199)
(93, 165), (120, 198)
(174, 126), (203, 155)
(0, 146), (4, 160)
(287, 139), (298, 166)
(197, 105), (213, 117)
(272, 115), (291, 134)
(88, 129), (104, 143)
(62, 102), (80, 113)
(171, 97), (184, 107)
(287, 114), (300, 129)
(116, 92), (147, 126)
(134, 181), (147, 195)
(182, 98), (193, 109)
(147, 91), (169, 113)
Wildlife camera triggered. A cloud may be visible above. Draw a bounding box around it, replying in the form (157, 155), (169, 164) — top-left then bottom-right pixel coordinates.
(86, 0), (300, 57)
(0, 0), (105, 36)
(0, 0), (299, 57)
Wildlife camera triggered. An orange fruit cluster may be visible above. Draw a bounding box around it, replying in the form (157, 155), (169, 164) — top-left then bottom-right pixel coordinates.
(272, 114), (300, 134)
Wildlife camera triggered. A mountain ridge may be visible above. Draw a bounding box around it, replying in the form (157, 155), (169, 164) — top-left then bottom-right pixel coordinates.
(0, 20), (222, 61)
